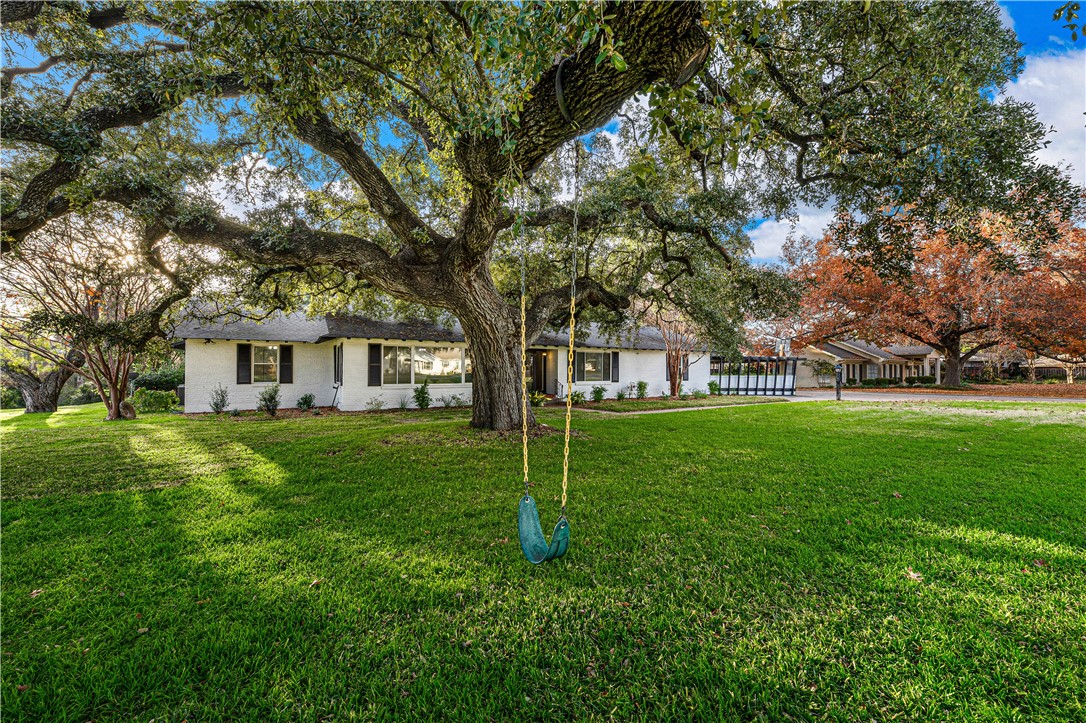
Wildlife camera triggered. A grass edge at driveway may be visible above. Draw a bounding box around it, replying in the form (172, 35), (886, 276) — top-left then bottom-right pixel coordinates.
(2, 401), (1085, 721)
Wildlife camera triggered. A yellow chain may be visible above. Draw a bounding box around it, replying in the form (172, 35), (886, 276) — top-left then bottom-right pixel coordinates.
(561, 294), (574, 513)
(520, 281), (530, 495)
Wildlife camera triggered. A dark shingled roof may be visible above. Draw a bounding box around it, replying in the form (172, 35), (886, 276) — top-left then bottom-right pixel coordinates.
(836, 339), (905, 361)
(173, 313), (330, 343)
(175, 312), (672, 350)
(814, 342), (866, 360)
(887, 344), (935, 357)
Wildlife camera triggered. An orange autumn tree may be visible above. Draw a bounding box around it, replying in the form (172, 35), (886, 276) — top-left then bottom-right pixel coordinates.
(1007, 228), (1086, 383)
(788, 222), (1024, 387)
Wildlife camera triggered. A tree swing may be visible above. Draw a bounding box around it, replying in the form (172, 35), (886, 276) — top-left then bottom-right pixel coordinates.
(516, 142), (583, 565)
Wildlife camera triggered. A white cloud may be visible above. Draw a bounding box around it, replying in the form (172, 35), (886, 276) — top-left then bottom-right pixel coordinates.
(1002, 49), (1086, 185)
(746, 204), (836, 263)
(997, 2), (1015, 31)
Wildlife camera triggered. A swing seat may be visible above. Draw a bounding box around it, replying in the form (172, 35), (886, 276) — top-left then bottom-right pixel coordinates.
(518, 494), (570, 564)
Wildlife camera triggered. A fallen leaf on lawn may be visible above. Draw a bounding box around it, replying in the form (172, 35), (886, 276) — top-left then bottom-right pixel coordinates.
(906, 567), (924, 582)
(196, 598), (210, 605)
(137, 628), (149, 634)
(309, 578), (324, 588)
(1034, 559), (1048, 568)
(17, 685), (28, 692)
(893, 492), (903, 499)
(30, 589), (43, 598)
(135, 613), (142, 619)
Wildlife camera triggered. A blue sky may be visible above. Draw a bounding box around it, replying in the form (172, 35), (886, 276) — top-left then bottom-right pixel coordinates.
(746, 1), (1086, 264)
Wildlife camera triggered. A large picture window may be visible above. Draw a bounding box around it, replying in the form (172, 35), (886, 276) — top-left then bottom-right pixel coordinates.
(381, 345), (469, 385)
(253, 345), (279, 383)
(414, 346), (464, 385)
(383, 345), (412, 385)
(577, 351), (611, 382)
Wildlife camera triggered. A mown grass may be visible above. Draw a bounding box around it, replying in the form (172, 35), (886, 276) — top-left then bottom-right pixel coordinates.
(582, 396), (783, 413)
(2, 400), (1085, 721)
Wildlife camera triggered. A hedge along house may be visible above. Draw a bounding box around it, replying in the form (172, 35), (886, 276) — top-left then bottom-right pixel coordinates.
(173, 313), (719, 413)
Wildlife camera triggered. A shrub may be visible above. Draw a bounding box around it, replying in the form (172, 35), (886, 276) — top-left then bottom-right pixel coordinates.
(398, 395), (410, 411)
(528, 390), (548, 407)
(591, 385), (607, 402)
(845, 378), (858, 386)
(860, 379), (878, 387)
(615, 389), (626, 401)
(569, 390), (587, 405)
(707, 380), (721, 396)
(229, 408), (241, 417)
(296, 393), (316, 410)
(636, 381), (648, 399)
(209, 384), (229, 413)
(692, 388), (708, 399)
(131, 387), (180, 413)
(905, 375), (936, 385)
(413, 380), (431, 409)
(1, 386), (24, 409)
(438, 394), (455, 408)
(60, 382), (99, 406)
(450, 393), (468, 407)
(131, 367), (184, 392)
(257, 383), (281, 416)
(365, 396), (386, 411)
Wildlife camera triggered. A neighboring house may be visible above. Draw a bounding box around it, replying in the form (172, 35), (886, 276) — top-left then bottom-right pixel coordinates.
(173, 313), (724, 413)
(796, 339), (937, 386)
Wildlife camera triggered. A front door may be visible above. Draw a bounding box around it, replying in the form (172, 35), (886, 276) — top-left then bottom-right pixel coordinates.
(529, 350), (547, 393)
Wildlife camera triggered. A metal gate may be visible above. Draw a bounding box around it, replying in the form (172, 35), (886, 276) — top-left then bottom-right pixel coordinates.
(713, 355), (799, 396)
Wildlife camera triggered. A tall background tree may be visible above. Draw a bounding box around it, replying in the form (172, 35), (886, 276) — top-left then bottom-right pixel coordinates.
(2, 0), (1075, 428)
(1, 213), (199, 419)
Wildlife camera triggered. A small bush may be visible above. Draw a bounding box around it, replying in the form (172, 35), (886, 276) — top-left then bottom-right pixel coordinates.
(398, 395), (410, 411)
(615, 389), (626, 401)
(131, 367), (184, 392)
(570, 391), (587, 405)
(692, 389), (708, 399)
(365, 396), (386, 411)
(131, 387), (180, 413)
(451, 394), (468, 407)
(229, 408), (241, 417)
(591, 385), (607, 402)
(707, 380), (721, 396)
(413, 380), (431, 409)
(905, 375), (936, 385)
(845, 378), (858, 387)
(61, 382), (99, 406)
(209, 384), (229, 413)
(257, 383), (281, 416)
(860, 379), (877, 387)
(296, 393), (316, 411)
(438, 394), (455, 408)
(636, 381), (648, 399)
(528, 390), (548, 407)
(1, 386), (24, 409)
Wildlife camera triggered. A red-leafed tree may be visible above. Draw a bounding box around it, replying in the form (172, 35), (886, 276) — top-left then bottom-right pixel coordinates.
(1007, 228), (1086, 383)
(787, 222), (1024, 387)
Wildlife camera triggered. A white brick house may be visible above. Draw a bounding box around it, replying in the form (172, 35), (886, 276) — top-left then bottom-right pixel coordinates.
(174, 313), (722, 413)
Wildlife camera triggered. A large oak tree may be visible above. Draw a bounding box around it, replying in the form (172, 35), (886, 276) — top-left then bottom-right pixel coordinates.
(2, 0), (1074, 428)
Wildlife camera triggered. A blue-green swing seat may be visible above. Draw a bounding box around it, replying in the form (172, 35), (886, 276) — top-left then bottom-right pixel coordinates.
(518, 495), (570, 564)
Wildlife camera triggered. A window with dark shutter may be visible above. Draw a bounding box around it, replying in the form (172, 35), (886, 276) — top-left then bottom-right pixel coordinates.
(683, 354), (690, 381)
(574, 351), (584, 383)
(611, 352), (620, 382)
(333, 343), (343, 386)
(368, 343), (382, 386)
(237, 343), (251, 384)
(279, 345), (293, 383)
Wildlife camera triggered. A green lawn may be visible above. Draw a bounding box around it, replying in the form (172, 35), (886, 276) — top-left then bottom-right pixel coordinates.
(580, 395), (783, 413)
(3, 401), (1085, 721)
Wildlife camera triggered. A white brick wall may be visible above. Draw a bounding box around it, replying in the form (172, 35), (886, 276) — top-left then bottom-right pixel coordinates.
(183, 339), (335, 413)
(183, 339), (733, 412)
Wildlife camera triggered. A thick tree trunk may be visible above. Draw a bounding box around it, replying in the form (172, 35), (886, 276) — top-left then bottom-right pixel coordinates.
(942, 351), (963, 387)
(451, 271), (535, 431)
(1, 351), (83, 413)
